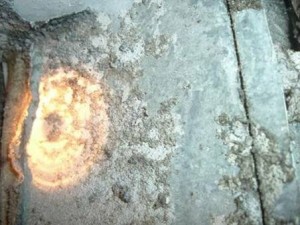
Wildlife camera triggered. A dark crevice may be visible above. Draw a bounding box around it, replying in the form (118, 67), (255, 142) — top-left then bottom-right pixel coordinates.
(225, 1), (267, 224)
(284, 89), (292, 111)
(0, 62), (6, 225)
(283, 0), (300, 51)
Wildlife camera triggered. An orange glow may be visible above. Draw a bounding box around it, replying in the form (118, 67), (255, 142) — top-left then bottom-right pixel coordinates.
(26, 69), (108, 191)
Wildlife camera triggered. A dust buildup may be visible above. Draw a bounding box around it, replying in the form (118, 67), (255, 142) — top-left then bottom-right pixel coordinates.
(217, 112), (295, 225)
(112, 183), (131, 203)
(279, 48), (300, 123)
(23, 1), (180, 224)
(217, 114), (262, 225)
(228, 0), (262, 12)
(275, 46), (300, 223)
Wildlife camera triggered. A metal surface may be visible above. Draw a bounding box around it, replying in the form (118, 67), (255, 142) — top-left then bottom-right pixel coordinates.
(1, 0), (300, 224)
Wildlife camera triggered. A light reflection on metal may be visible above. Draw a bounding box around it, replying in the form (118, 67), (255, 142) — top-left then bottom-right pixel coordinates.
(26, 69), (108, 190)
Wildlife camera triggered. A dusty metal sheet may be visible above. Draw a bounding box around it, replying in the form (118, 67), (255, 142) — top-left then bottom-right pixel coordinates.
(232, 6), (295, 225)
(1, 0), (300, 224)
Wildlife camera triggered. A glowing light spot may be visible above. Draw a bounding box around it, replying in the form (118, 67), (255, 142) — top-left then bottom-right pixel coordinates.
(26, 69), (108, 191)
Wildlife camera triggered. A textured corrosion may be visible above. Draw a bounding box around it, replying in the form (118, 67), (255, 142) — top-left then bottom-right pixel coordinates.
(0, 53), (32, 225)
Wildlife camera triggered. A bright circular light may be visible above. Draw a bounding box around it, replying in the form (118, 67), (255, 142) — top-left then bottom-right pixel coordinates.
(26, 69), (108, 190)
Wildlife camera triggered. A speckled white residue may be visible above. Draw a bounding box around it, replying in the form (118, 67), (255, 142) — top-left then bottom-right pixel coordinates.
(91, 35), (108, 49)
(117, 39), (145, 64)
(96, 13), (112, 30)
(212, 215), (227, 225)
(121, 84), (130, 102)
(148, 128), (159, 140)
(135, 144), (172, 161)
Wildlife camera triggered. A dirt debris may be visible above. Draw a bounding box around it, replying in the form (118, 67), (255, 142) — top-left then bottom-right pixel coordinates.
(217, 114), (262, 225)
(217, 108), (296, 225)
(1, 1), (181, 224)
(227, 0), (262, 12)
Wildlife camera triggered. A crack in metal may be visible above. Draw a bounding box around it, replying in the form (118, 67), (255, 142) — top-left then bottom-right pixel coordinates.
(225, 1), (267, 224)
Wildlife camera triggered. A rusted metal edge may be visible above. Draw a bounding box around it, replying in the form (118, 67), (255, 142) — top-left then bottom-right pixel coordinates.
(0, 53), (32, 225)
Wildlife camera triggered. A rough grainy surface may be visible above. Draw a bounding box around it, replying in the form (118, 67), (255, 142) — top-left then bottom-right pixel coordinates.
(228, 0), (262, 12)
(0, 4), (33, 221)
(1, 0), (245, 224)
(22, 1), (250, 224)
(277, 47), (300, 123)
(217, 114), (262, 225)
(12, 0), (135, 22)
(230, 7), (296, 225)
(2, 0), (300, 224)
(261, 0), (291, 48)
(291, 0), (300, 48)
(0, 53), (32, 225)
(274, 46), (300, 223)
(22, 6), (180, 224)
(0, 1), (31, 59)
(0, 2), (180, 224)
